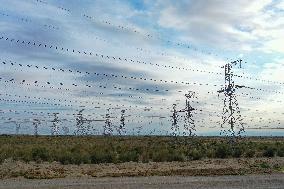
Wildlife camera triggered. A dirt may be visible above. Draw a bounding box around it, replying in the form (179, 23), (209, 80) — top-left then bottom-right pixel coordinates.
(0, 157), (283, 179)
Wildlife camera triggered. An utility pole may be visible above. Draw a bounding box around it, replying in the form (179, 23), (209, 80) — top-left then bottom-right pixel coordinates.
(217, 59), (246, 138)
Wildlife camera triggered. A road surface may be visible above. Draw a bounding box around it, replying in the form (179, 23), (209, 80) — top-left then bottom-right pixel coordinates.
(0, 174), (283, 189)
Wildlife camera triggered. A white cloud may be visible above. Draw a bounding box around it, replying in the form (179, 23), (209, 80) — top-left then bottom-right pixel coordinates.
(156, 0), (284, 53)
(0, 0), (283, 135)
(276, 1), (284, 10)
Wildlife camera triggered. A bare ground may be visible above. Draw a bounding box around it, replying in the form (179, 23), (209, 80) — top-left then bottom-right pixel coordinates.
(0, 157), (283, 179)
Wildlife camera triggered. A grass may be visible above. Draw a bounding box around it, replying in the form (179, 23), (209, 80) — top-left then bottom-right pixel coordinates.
(0, 135), (283, 165)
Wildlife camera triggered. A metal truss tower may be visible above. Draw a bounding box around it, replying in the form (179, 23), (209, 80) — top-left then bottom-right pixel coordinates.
(118, 109), (126, 136)
(104, 108), (113, 136)
(33, 119), (41, 136)
(50, 113), (60, 135)
(217, 59), (246, 138)
(75, 109), (93, 135)
(171, 104), (179, 136)
(182, 91), (196, 136)
(171, 91), (197, 137)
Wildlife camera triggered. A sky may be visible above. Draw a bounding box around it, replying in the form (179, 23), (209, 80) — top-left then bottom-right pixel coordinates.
(0, 0), (283, 136)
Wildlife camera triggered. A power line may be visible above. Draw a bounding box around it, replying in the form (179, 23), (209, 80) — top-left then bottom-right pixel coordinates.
(2, 57), (283, 98)
(33, 0), (231, 60)
(0, 11), (59, 30)
(1, 35), (283, 87)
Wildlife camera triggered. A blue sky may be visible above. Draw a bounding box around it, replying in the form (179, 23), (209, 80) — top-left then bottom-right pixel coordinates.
(0, 0), (283, 136)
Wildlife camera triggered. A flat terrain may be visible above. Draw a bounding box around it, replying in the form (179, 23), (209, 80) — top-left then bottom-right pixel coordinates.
(1, 136), (284, 166)
(0, 136), (283, 188)
(0, 136), (283, 179)
(0, 158), (283, 178)
(0, 174), (283, 189)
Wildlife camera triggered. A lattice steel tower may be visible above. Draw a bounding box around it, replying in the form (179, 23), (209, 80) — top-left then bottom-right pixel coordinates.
(182, 91), (196, 136)
(118, 109), (126, 136)
(75, 109), (85, 135)
(51, 113), (60, 135)
(104, 108), (113, 136)
(217, 59), (245, 138)
(171, 104), (179, 136)
(33, 119), (41, 136)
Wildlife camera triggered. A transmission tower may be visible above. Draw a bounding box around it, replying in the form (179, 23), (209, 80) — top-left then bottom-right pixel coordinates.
(171, 104), (179, 136)
(74, 109), (105, 135)
(217, 59), (246, 138)
(75, 109), (85, 135)
(33, 119), (41, 136)
(103, 108), (113, 136)
(15, 122), (21, 135)
(50, 113), (60, 135)
(182, 91), (196, 136)
(118, 109), (126, 136)
(75, 109), (93, 135)
(62, 125), (69, 135)
(3, 120), (21, 135)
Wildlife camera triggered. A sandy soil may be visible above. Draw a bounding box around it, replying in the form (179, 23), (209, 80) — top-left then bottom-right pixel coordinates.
(0, 157), (283, 179)
(0, 174), (283, 189)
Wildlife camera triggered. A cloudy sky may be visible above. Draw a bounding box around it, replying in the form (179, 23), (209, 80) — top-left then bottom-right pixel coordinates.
(0, 0), (283, 136)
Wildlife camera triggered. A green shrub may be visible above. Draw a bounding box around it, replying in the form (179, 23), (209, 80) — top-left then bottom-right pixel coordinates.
(215, 144), (232, 158)
(0, 153), (7, 163)
(58, 151), (73, 165)
(90, 150), (117, 164)
(119, 150), (139, 162)
(205, 149), (215, 158)
(232, 147), (243, 158)
(14, 149), (33, 162)
(0, 136), (282, 165)
(188, 148), (203, 160)
(245, 149), (255, 158)
(259, 162), (270, 169)
(277, 146), (284, 157)
(168, 150), (186, 162)
(263, 147), (275, 157)
(31, 147), (49, 161)
(140, 151), (150, 163)
(152, 149), (170, 162)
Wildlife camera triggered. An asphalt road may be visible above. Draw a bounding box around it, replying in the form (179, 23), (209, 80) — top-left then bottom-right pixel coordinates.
(0, 174), (283, 189)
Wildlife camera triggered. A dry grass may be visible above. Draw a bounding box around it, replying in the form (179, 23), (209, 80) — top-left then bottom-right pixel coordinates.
(0, 157), (283, 179)
(0, 135), (283, 165)
(0, 135), (283, 179)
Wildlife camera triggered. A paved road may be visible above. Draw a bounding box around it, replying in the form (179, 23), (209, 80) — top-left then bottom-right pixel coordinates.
(0, 174), (283, 189)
